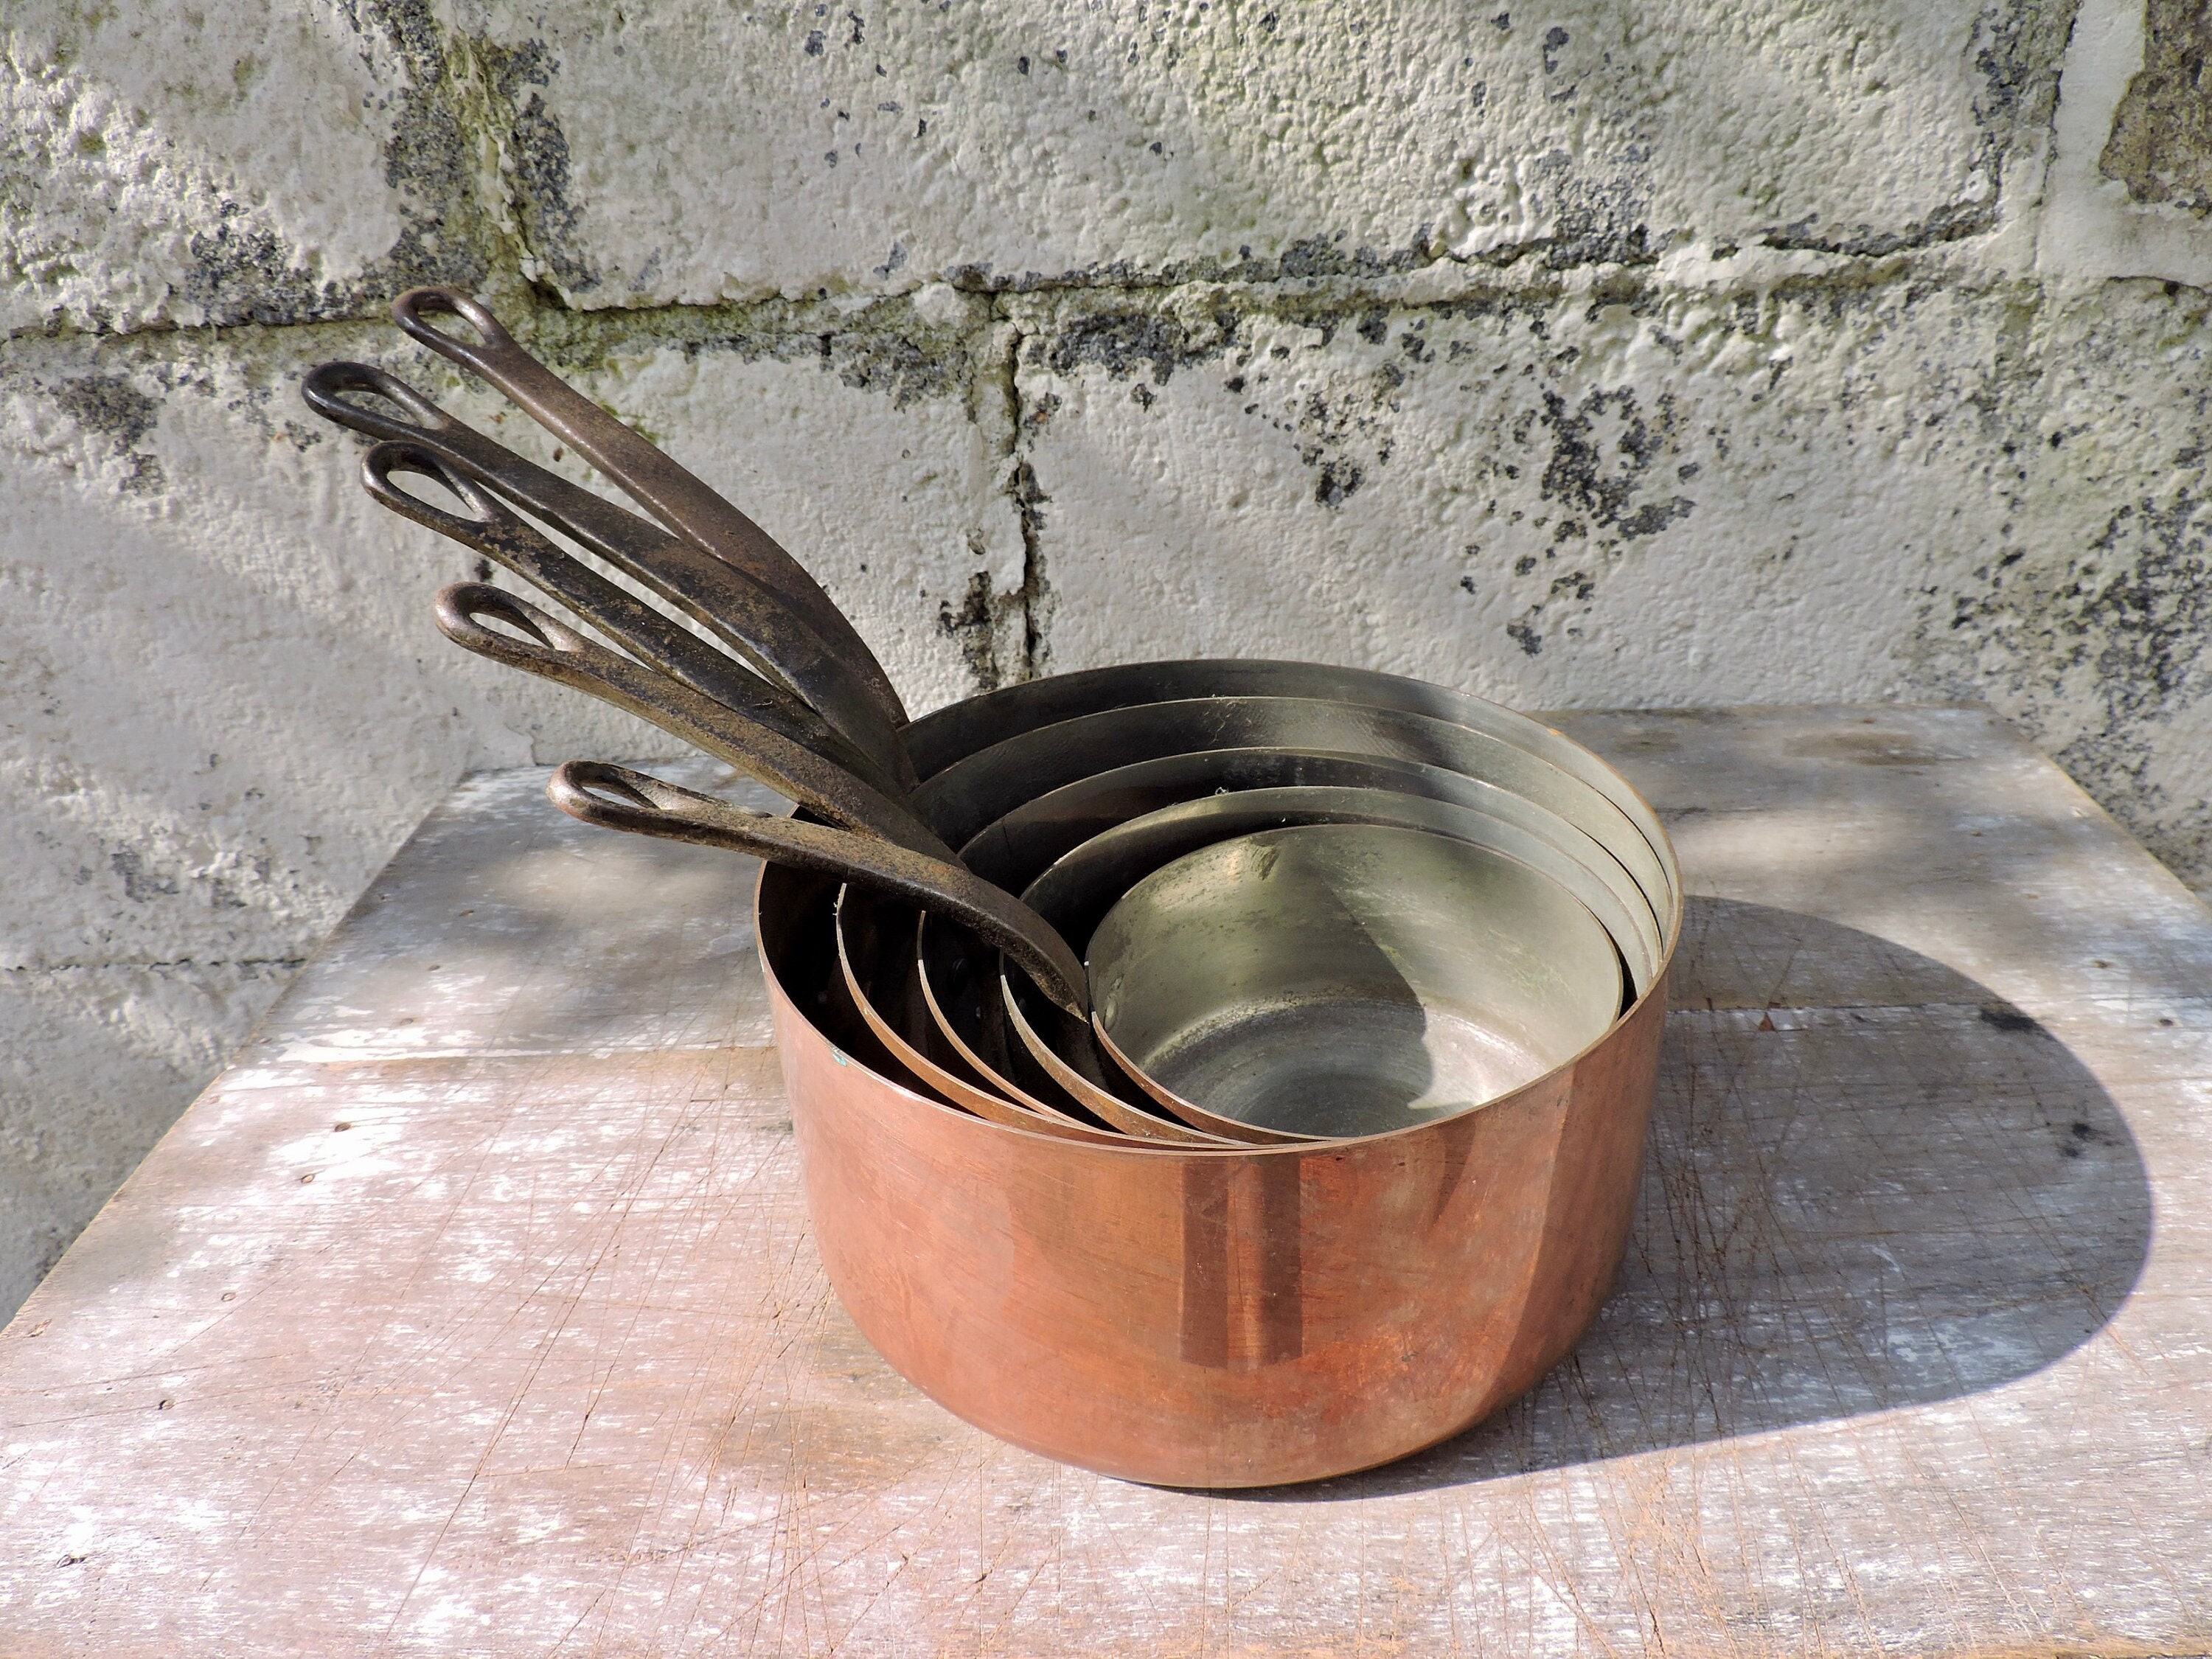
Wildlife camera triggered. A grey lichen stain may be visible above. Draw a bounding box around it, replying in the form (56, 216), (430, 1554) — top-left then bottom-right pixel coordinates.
(49, 372), (166, 495)
(1043, 308), (1224, 386)
(178, 0), (496, 327)
(1313, 459), (1363, 508)
(52, 375), (158, 452)
(2045, 490), (2212, 874)
(108, 849), (180, 904)
(1535, 387), (1691, 538)
(2100, 0), (2212, 214)
(948, 232), (1436, 297)
(830, 328), (966, 408)
(483, 35), (599, 293)
(1971, 0), (2076, 142)
(1934, 478), (2212, 883)
(936, 569), (1010, 691)
(1495, 372), (1694, 652)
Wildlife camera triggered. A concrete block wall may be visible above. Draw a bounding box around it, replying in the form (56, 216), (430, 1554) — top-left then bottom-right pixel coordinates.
(3, 0), (2208, 1317)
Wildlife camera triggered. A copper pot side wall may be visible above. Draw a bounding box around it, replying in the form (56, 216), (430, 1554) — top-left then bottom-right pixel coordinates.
(763, 869), (1669, 1489)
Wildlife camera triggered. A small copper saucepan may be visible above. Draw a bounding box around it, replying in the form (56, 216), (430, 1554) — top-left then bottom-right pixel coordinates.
(990, 783), (1658, 1139)
(1086, 823), (1624, 1140)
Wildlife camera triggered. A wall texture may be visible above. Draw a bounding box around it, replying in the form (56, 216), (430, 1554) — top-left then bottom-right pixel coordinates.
(4, 0), (2210, 1317)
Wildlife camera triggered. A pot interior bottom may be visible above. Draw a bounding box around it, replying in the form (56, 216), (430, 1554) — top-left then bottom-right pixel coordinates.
(1137, 998), (1554, 1138)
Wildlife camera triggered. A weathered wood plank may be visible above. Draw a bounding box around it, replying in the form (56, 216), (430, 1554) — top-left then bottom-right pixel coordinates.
(2, 706), (2208, 1655)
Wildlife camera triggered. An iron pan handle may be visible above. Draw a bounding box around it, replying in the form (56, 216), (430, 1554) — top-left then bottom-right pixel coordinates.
(435, 582), (942, 859)
(391, 286), (908, 737)
(362, 442), (884, 781)
(305, 360), (912, 793)
(551, 761), (1087, 1018)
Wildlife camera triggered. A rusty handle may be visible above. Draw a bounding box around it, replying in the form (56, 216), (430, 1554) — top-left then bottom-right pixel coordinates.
(360, 442), (888, 782)
(434, 583), (947, 859)
(304, 361), (913, 793)
(390, 288), (910, 735)
(551, 762), (1088, 1015)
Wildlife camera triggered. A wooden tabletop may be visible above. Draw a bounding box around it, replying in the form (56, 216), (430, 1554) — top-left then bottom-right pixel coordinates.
(4, 705), (2208, 1657)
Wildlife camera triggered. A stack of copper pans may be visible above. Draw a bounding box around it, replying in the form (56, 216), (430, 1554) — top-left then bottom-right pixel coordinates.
(310, 291), (1680, 1488)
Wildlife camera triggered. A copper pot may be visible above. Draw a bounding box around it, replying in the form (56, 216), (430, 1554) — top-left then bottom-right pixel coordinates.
(760, 839), (1676, 1487)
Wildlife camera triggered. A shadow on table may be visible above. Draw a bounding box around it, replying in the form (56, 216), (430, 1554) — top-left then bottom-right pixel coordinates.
(1239, 896), (2154, 1500)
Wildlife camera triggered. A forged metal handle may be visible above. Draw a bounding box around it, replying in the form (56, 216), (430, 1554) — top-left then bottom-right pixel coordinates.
(391, 287), (909, 734)
(299, 358), (459, 443)
(550, 761), (1088, 1016)
(305, 359), (913, 794)
(435, 582), (948, 860)
(361, 441), (883, 779)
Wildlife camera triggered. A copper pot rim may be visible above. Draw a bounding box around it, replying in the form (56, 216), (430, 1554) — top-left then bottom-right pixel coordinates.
(779, 667), (1682, 1155)
(757, 846), (1681, 1162)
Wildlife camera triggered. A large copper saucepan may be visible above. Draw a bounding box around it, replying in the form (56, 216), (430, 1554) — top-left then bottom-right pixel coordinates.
(768, 665), (1678, 1485)
(762, 847), (1677, 1487)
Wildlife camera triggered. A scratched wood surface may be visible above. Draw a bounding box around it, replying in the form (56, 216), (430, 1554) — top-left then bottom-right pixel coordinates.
(3, 706), (2209, 1657)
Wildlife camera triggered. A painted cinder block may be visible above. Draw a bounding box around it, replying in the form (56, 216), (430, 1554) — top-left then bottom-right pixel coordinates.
(467, 0), (2065, 306)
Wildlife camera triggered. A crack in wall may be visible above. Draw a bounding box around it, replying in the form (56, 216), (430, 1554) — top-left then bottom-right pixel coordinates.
(954, 312), (1049, 687)
(10, 226), (2103, 352)
(1010, 453), (1051, 684)
(4, 958), (309, 977)
(19, 243), (2156, 361)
